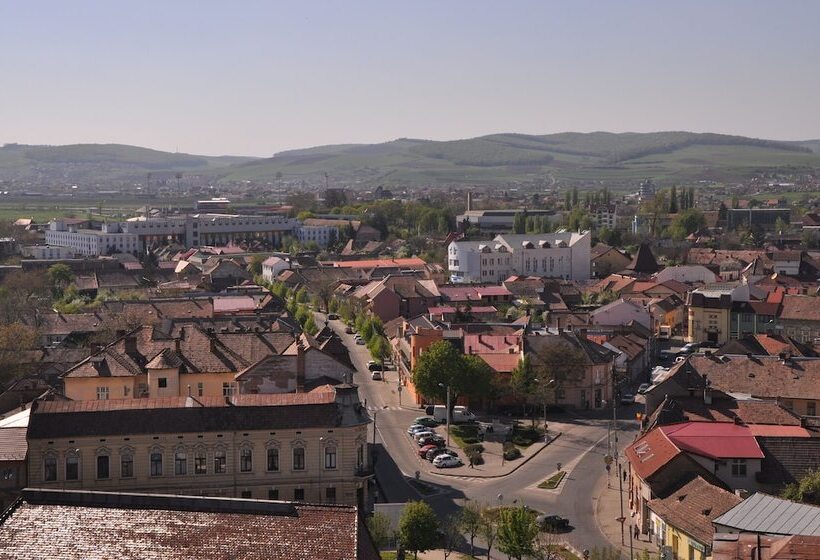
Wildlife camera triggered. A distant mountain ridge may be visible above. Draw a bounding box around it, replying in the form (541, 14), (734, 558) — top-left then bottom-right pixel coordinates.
(2, 131), (820, 186)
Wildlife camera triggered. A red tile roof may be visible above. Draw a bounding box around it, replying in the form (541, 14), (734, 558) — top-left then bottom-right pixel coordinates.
(477, 353), (521, 373)
(322, 258), (426, 269)
(625, 427), (682, 480)
(660, 422), (764, 460)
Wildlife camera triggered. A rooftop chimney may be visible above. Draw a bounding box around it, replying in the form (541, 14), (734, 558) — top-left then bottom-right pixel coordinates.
(296, 341), (306, 392)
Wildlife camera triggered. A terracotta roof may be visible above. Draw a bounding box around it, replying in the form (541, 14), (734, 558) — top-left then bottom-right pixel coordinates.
(648, 396), (802, 427)
(464, 334), (521, 354)
(625, 427), (682, 480)
(648, 477), (741, 545)
(322, 258), (426, 269)
(212, 295), (258, 314)
(686, 355), (820, 401)
(780, 294), (820, 321)
(0, 489), (378, 560)
(477, 353), (521, 373)
(660, 422), (764, 460)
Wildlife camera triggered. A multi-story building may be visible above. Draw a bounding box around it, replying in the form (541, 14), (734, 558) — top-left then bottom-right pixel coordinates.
(45, 220), (139, 256)
(686, 283), (750, 344)
(26, 385), (373, 507)
(778, 295), (820, 343)
(46, 213), (300, 255)
(590, 204), (618, 229)
(448, 231), (591, 283)
(295, 223), (338, 248)
(455, 209), (556, 231)
(726, 208), (791, 231)
(21, 245), (76, 260)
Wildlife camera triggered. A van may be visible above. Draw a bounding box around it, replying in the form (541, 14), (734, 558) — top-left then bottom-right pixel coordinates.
(657, 325), (672, 340)
(431, 405), (476, 424)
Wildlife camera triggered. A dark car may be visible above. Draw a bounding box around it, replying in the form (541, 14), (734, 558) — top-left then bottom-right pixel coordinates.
(414, 416), (438, 428)
(344, 326), (354, 334)
(418, 435), (445, 448)
(536, 514), (570, 532)
(327, 313), (339, 320)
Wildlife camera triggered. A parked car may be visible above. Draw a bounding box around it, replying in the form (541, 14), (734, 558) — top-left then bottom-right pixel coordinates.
(433, 454), (463, 468)
(356, 338), (366, 345)
(418, 435), (445, 448)
(418, 444), (439, 458)
(414, 416), (438, 428)
(367, 361), (383, 372)
(637, 383), (651, 394)
(327, 313), (339, 320)
(427, 448), (458, 462)
(413, 431), (435, 442)
(407, 424), (425, 435)
(371, 371), (382, 381)
(679, 342), (699, 355)
(620, 393), (635, 405)
(344, 326), (354, 334)
(536, 514), (570, 532)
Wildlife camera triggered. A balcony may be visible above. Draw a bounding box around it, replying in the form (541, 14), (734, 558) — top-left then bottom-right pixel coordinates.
(355, 465), (375, 478)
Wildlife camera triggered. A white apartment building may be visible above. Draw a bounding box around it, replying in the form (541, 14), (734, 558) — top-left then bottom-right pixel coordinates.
(295, 224), (337, 248)
(448, 231), (591, 283)
(22, 245), (76, 260)
(45, 221), (139, 256)
(46, 214), (301, 255)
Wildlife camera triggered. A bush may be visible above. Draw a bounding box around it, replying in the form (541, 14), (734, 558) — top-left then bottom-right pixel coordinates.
(503, 442), (522, 461)
(511, 425), (543, 447)
(461, 437), (480, 445)
(467, 452), (484, 465)
(464, 443), (485, 455)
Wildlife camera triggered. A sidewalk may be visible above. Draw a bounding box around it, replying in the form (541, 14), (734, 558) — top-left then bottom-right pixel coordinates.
(593, 464), (658, 559)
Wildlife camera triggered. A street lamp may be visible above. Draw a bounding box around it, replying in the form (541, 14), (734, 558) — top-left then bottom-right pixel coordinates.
(438, 382), (451, 447)
(533, 378), (555, 440)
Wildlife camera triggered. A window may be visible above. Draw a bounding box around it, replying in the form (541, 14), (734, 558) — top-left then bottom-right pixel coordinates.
(121, 452), (134, 478)
(96, 455), (110, 479)
(240, 448), (253, 472)
(150, 452), (163, 476)
(43, 455), (57, 482)
(324, 446), (337, 470)
(808, 401), (817, 416)
(357, 445), (365, 469)
(158, 378), (168, 388)
(214, 450), (227, 473)
(96, 386), (109, 400)
(66, 455), (79, 480)
(731, 458), (747, 477)
(268, 488), (279, 500)
(222, 383), (234, 397)
(195, 449), (207, 474)
(241, 490), (252, 499)
(294, 488), (305, 501)
(293, 447), (305, 470)
(197, 382), (204, 397)
(325, 487), (337, 504)
(267, 448), (279, 472)
(175, 451), (187, 475)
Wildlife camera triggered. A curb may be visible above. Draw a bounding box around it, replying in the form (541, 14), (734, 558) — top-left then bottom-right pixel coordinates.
(428, 432), (563, 479)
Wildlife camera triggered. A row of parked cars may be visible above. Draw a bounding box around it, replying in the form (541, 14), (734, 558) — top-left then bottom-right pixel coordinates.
(407, 417), (463, 468)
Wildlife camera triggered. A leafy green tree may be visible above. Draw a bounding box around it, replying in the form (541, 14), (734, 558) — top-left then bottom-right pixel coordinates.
(509, 356), (536, 414)
(412, 340), (492, 405)
(458, 500), (483, 557)
(513, 212), (526, 234)
(366, 512), (394, 550)
(480, 507), (499, 560)
(398, 501), (439, 560)
(782, 469), (820, 505)
(47, 263), (73, 295)
(294, 287), (308, 304)
(668, 208), (706, 241)
(571, 186), (579, 208)
(669, 185), (678, 213)
(532, 341), (587, 405)
(249, 254), (266, 276)
(496, 506), (538, 560)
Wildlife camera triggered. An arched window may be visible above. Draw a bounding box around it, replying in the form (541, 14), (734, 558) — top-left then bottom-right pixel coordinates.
(43, 452), (57, 482)
(214, 447), (227, 474)
(120, 447), (134, 478)
(174, 447), (187, 476)
(65, 450), (80, 481)
(96, 448), (111, 480)
(323, 439), (338, 470)
(240, 446), (253, 473)
(194, 447), (207, 475)
(150, 447), (163, 477)
(292, 443), (305, 471)
(266, 441), (280, 473)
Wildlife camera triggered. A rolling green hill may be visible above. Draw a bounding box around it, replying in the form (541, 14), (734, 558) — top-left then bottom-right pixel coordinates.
(3, 132), (820, 187)
(221, 131), (820, 186)
(0, 143), (257, 183)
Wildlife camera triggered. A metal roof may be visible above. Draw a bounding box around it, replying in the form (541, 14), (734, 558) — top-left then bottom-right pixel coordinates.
(713, 493), (820, 536)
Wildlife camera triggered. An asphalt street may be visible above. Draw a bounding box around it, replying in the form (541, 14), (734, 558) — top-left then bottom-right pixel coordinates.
(316, 312), (640, 553)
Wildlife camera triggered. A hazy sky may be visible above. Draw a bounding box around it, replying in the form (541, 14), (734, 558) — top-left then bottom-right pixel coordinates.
(1, 1), (818, 156)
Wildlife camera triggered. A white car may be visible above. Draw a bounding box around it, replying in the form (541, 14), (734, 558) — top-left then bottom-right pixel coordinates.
(371, 371), (382, 381)
(407, 424), (425, 435)
(433, 454), (463, 468)
(413, 431), (435, 443)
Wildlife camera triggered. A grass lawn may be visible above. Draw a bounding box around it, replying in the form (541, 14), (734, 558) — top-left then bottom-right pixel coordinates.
(512, 424), (545, 447)
(380, 551), (397, 560)
(538, 471), (566, 490)
(448, 424), (480, 449)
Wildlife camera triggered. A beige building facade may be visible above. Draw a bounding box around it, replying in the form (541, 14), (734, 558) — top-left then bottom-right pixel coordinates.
(26, 387), (373, 509)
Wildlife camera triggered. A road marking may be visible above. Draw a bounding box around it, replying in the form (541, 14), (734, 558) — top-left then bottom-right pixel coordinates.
(532, 432), (609, 494)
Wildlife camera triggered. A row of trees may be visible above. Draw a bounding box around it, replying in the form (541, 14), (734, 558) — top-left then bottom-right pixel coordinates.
(667, 185), (696, 214)
(564, 185), (613, 210)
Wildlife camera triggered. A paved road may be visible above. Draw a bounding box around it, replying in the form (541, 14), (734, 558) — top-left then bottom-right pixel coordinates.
(316, 312), (640, 552)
